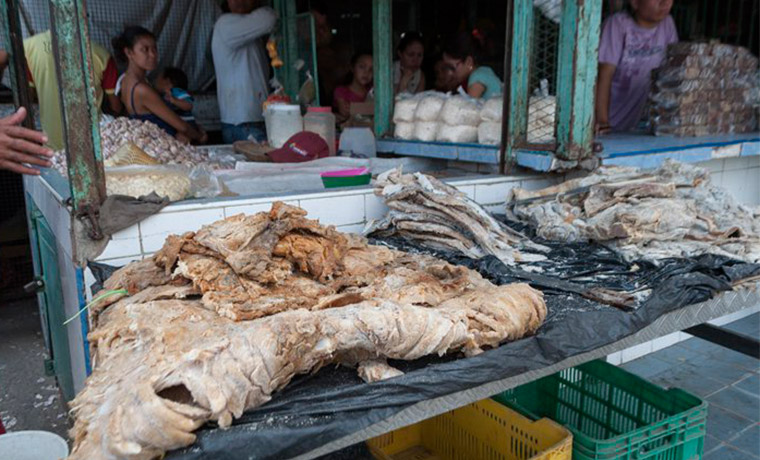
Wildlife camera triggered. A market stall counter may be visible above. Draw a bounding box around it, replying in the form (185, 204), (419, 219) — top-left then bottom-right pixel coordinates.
(22, 161), (563, 400)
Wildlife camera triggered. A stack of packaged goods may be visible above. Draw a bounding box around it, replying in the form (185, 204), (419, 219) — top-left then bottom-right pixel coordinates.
(649, 42), (759, 137)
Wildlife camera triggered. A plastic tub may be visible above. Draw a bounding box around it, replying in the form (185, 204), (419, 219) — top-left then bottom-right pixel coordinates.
(264, 104), (303, 148)
(367, 399), (572, 460)
(320, 168), (371, 188)
(0, 430), (69, 460)
(493, 360), (707, 460)
(304, 107), (336, 156)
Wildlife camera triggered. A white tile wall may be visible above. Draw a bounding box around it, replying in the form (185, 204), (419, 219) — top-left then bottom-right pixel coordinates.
(224, 200), (300, 219)
(298, 194), (365, 226)
(337, 223), (366, 234)
(139, 208), (226, 253)
(516, 175), (562, 192)
(723, 155), (759, 172)
(721, 168), (760, 206)
(475, 181), (522, 206)
(364, 194), (389, 222)
(456, 185), (476, 200)
(700, 158), (725, 173)
(483, 204), (504, 214)
(96, 225), (142, 261)
(223, 202), (274, 218)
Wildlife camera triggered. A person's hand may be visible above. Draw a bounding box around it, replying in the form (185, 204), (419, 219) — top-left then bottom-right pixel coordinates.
(0, 107), (53, 175)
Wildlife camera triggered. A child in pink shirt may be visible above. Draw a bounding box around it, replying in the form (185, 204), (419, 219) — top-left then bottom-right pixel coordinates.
(596, 0), (678, 133)
(333, 52), (373, 123)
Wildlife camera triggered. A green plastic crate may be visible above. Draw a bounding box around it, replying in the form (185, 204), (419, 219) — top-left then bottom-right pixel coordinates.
(493, 360), (707, 460)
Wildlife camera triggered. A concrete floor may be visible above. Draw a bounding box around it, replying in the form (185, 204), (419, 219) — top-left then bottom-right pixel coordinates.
(622, 312), (760, 460)
(0, 297), (70, 440)
(0, 295), (757, 459)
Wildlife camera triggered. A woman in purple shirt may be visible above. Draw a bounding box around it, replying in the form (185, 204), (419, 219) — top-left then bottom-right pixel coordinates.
(596, 0), (678, 133)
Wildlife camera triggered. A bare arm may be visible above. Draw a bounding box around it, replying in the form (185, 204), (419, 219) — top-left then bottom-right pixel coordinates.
(595, 63), (616, 133)
(105, 93), (123, 116)
(0, 107), (53, 175)
(467, 82), (486, 98)
(168, 95), (193, 112)
(137, 85), (203, 142)
(335, 97), (351, 123)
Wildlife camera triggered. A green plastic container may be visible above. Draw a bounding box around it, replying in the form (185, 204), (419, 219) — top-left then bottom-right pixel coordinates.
(493, 360), (707, 460)
(320, 168), (372, 188)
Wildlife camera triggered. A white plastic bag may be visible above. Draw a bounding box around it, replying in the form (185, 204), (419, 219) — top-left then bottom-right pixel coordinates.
(480, 97), (503, 122)
(105, 165), (191, 202)
(440, 95), (481, 126)
(414, 92), (447, 121)
(394, 122), (415, 140)
(435, 124), (478, 143)
(413, 121), (441, 141)
(478, 122), (502, 145)
(393, 93), (420, 122)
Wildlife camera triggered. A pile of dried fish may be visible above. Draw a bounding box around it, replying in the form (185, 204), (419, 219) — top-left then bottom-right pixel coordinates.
(69, 202), (546, 459)
(366, 168), (547, 265)
(507, 160), (760, 263)
(51, 117), (211, 177)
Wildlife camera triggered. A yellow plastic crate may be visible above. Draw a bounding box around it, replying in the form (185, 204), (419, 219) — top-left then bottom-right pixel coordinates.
(367, 399), (572, 460)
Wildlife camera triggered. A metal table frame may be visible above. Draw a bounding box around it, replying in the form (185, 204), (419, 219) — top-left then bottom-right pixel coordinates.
(290, 283), (760, 460)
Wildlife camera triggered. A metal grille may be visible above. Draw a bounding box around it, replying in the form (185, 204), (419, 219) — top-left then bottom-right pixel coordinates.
(526, 0), (561, 147)
(13, 0), (221, 91)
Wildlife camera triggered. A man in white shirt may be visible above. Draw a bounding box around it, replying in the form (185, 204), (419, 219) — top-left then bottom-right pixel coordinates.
(212, 0), (277, 144)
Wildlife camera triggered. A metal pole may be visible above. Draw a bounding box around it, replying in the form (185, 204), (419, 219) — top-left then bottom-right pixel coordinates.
(372, 0), (392, 138)
(0, 0), (36, 129)
(49, 0), (105, 240)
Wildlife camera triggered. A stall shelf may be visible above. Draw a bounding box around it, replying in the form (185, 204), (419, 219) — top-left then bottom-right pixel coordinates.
(516, 133), (760, 171)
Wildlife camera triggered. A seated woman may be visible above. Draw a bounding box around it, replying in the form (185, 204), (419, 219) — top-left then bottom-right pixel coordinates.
(394, 32), (425, 95)
(112, 26), (205, 143)
(442, 32), (502, 99)
(333, 52), (373, 124)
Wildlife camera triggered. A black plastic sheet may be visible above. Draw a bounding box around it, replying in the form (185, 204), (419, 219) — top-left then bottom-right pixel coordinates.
(87, 224), (760, 460)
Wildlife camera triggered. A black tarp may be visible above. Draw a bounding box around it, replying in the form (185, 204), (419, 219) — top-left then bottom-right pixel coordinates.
(88, 220), (760, 460)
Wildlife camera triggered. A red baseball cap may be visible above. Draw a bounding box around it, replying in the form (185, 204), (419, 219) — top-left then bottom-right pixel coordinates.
(267, 132), (329, 163)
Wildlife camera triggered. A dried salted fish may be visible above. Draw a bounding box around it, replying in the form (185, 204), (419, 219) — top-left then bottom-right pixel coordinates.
(367, 168), (547, 265)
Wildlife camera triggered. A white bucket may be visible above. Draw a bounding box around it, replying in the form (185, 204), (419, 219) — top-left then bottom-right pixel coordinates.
(0, 431), (69, 460)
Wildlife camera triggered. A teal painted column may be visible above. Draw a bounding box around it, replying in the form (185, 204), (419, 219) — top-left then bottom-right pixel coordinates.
(555, 0), (602, 161)
(49, 0), (106, 238)
(504, 0), (533, 167)
(372, 0), (392, 138)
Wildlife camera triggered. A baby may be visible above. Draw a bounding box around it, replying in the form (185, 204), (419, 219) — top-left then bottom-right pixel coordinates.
(155, 67), (196, 124)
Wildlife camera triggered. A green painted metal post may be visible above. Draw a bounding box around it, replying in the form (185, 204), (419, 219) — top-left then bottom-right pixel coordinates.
(273, 0), (299, 101)
(49, 0), (106, 238)
(555, 0), (602, 162)
(504, 0), (533, 166)
(500, 0), (514, 173)
(372, 0), (392, 138)
(0, 0), (36, 129)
